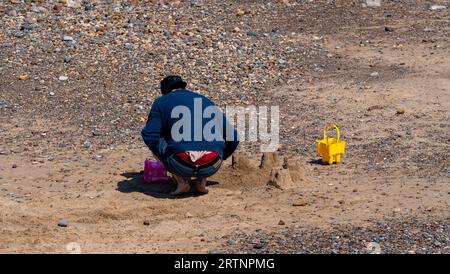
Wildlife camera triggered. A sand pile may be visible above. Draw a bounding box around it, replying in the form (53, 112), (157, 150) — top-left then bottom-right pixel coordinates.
(213, 152), (308, 191)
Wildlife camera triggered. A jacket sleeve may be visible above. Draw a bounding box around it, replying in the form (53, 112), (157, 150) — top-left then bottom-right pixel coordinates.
(141, 101), (162, 155)
(222, 114), (240, 160)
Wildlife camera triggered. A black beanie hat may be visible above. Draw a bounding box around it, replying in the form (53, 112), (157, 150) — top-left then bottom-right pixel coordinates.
(160, 75), (187, 94)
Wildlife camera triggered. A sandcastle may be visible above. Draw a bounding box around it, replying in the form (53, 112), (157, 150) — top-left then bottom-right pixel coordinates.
(229, 151), (306, 190)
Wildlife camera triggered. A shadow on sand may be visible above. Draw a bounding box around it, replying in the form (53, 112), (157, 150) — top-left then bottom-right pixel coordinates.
(116, 171), (219, 199)
(308, 159), (326, 165)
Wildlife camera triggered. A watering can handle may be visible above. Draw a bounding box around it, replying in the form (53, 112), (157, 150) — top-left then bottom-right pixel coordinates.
(323, 124), (340, 141)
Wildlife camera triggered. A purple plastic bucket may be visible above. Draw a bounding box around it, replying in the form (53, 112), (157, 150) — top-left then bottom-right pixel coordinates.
(143, 159), (169, 183)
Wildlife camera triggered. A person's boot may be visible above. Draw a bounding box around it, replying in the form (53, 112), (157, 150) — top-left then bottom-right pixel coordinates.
(171, 175), (191, 195)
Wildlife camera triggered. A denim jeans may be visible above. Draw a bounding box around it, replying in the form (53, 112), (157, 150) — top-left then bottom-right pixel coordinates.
(153, 138), (222, 178)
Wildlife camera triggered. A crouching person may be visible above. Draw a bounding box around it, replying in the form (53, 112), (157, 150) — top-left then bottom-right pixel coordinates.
(141, 75), (239, 195)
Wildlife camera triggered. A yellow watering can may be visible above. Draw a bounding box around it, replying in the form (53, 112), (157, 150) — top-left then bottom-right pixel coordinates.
(316, 124), (346, 165)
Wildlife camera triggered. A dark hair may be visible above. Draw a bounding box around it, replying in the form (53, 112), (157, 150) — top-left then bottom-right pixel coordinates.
(160, 75), (187, 94)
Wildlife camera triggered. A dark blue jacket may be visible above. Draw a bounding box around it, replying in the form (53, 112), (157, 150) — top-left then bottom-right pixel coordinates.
(141, 89), (239, 160)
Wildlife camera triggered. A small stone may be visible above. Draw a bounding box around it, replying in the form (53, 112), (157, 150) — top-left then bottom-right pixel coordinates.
(396, 108), (405, 115)
(226, 239), (235, 245)
(430, 5), (446, 11)
(377, 220), (386, 226)
(192, 2), (203, 7)
(233, 27), (241, 33)
(59, 76), (68, 81)
(366, 242), (382, 254)
(84, 3), (94, 11)
(18, 74), (29, 81)
(384, 26), (394, 32)
(67, 0), (81, 8)
(124, 43), (133, 50)
(31, 6), (47, 13)
(406, 128), (412, 136)
(58, 219), (69, 227)
(21, 23), (39, 31)
(253, 243), (264, 249)
(278, 220), (285, 225)
(195, 60), (207, 66)
(293, 198), (308, 206)
(143, 220), (150, 226)
(49, 92), (55, 96)
(7, 9), (17, 17)
(360, 40), (370, 46)
(370, 72), (379, 77)
(208, 249), (223, 254)
(12, 164), (17, 168)
(63, 35), (74, 42)
(14, 32), (25, 38)
(236, 8), (246, 16)
(64, 56), (72, 63)
(278, 59), (287, 66)
(185, 212), (193, 218)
